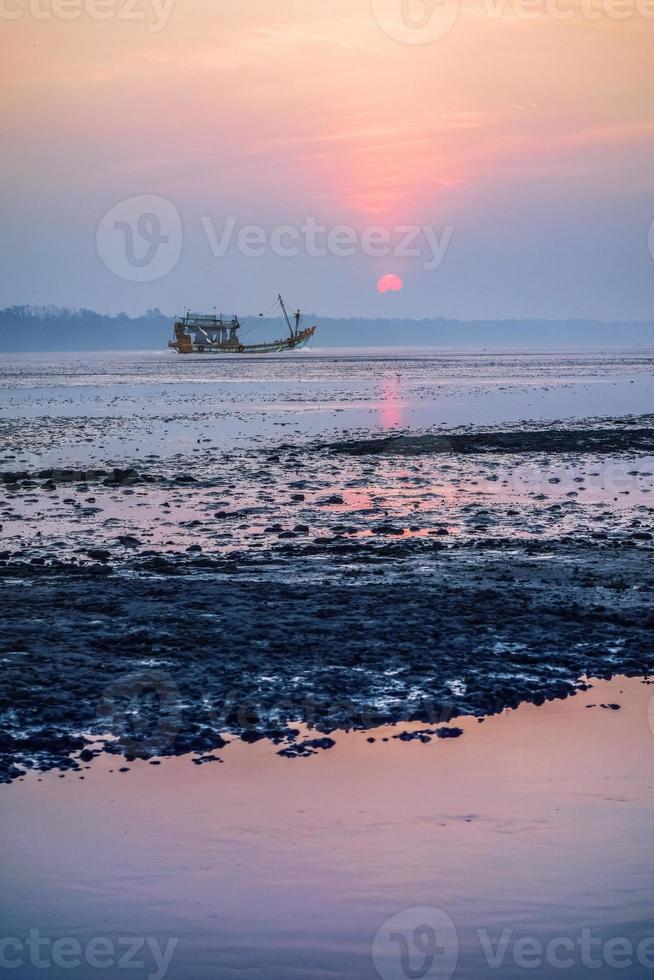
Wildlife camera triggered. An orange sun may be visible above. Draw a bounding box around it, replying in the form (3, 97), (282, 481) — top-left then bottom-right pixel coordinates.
(377, 274), (404, 294)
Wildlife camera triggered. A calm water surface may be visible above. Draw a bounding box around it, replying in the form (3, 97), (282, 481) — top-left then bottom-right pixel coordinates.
(1, 347), (652, 467)
(2, 677), (653, 979)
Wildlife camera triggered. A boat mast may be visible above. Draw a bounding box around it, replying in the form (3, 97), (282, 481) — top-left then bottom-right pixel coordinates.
(278, 294), (294, 338)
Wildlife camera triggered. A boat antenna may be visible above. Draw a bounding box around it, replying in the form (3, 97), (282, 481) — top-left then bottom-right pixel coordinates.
(278, 294), (294, 338)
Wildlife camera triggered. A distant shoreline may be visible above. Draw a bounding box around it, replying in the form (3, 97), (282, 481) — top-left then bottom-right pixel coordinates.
(2, 306), (654, 352)
(5, 345), (654, 357)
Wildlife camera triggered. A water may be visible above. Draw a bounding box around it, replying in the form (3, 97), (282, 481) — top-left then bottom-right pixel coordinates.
(2, 677), (654, 979)
(1, 348), (652, 468)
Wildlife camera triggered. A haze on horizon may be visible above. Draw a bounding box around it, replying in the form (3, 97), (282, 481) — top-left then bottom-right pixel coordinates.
(1, 0), (653, 321)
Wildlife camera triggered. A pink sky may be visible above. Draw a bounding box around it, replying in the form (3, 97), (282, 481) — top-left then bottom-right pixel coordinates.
(1, 0), (653, 317)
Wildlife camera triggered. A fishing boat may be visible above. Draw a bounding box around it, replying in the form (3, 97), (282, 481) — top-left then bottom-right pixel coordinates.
(168, 295), (316, 354)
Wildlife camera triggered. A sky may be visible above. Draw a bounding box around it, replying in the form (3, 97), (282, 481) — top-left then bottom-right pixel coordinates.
(1, 0), (653, 319)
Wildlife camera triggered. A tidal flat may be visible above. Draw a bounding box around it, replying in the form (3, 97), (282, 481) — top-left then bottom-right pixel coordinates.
(1, 348), (653, 777)
(1, 348), (654, 978)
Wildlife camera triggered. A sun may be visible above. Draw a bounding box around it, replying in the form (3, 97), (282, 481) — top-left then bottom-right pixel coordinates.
(377, 274), (404, 294)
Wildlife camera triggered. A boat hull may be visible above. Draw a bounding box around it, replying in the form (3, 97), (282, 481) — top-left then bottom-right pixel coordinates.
(169, 325), (316, 354)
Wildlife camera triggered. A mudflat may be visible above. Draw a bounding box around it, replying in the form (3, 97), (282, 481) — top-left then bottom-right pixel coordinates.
(2, 390), (653, 778)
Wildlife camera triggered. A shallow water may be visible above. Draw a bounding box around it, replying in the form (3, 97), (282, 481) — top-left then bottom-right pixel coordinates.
(1, 348), (652, 468)
(2, 676), (654, 979)
(1, 348), (651, 561)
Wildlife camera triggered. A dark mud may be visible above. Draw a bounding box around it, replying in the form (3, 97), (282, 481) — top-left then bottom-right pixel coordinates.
(327, 423), (654, 457)
(1, 415), (654, 783)
(1, 534), (653, 782)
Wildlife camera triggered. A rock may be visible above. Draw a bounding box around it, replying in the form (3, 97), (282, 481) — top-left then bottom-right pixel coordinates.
(103, 468), (139, 487)
(0, 765), (26, 784)
(436, 726), (464, 738)
(87, 549), (111, 563)
(277, 736), (336, 758)
(116, 535), (141, 548)
(305, 737), (335, 750)
(241, 731), (265, 743)
(393, 729), (435, 742)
